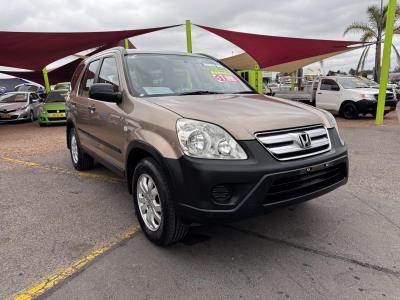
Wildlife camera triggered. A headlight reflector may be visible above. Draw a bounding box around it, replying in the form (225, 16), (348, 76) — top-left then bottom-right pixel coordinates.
(176, 119), (247, 159)
(361, 94), (376, 101)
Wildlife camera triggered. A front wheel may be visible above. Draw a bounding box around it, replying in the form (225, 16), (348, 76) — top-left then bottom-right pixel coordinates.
(342, 102), (358, 119)
(132, 158), (188, 246)
(69, 128), (94, 171)
(29, 110), (34, 122)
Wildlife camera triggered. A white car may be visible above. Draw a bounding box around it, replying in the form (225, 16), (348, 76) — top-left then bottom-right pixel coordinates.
(311, 76), (397, 119)
(0, 92), (43, 122)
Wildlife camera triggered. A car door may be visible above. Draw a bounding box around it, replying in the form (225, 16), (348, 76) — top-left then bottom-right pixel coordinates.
(74, 59), (101, 151)
(316, 79), (341, 111)
(86, 56), (125, 171)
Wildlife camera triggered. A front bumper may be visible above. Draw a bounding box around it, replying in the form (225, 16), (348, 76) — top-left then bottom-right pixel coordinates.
(357, 99), (397, 114)
(0, 110), (30, 122)
(165, 128), (348, 224)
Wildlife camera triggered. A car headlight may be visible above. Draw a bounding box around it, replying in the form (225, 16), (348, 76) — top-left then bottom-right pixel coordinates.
(361, 94), (376, 101)
(16, 105), (28, 112)
(176, 119), (247, 159)
(320, 110), (345, 146)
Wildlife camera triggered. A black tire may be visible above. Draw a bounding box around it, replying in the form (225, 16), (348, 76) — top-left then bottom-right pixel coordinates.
(29, 110), (35, 122)
(39, 122), (46, 127)
(132, 158), (188, 246)
(341, 102), (358, 119)
(69, 127), (94, 171)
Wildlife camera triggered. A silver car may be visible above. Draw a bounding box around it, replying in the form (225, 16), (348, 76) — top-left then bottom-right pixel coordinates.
(0, 92), (43, 122)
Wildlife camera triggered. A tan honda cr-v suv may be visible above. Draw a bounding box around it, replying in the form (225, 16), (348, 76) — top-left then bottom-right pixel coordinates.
(66, 47), (348, 246)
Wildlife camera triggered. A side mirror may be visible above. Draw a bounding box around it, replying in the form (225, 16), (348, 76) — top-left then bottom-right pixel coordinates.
(89, 83), (121, 103)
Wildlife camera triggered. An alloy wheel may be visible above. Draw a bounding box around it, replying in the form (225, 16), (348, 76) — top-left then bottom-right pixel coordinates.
(70, 133), (79, 164)
(137, 174), (162, 231)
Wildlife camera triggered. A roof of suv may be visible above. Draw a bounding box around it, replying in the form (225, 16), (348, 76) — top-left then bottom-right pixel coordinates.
(89, 47), (209, 60)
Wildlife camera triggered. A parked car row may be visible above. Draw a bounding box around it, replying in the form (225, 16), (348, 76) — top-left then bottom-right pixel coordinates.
(0, 83), (70, 125)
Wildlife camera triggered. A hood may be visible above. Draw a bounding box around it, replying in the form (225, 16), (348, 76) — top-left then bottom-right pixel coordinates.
(43, 102), (65, 110)
(0, 102), (27, 112)
(346, 88), (380, 94)
(148, 94), (330, 140)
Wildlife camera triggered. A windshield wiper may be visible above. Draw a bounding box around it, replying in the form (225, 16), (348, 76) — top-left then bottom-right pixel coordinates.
(177, 91), (223, 95)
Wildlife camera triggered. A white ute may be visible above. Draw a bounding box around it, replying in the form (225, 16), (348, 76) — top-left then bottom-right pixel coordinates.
(310, 76), (397, 119)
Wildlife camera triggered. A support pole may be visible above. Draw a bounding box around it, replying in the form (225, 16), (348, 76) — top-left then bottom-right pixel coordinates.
(124, 38), (129, 49)
(255, 64), (263, 94)
(186, 20), (192, 53)
(290, 72), (295, 92)
(376, 0), (396, 125)
(42, 67), (50, 92)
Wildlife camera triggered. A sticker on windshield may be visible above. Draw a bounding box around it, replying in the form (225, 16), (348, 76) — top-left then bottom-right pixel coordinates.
(143, 87), (174, 95)
(15, 95), (27, 101)
(212, 74), (239, 82)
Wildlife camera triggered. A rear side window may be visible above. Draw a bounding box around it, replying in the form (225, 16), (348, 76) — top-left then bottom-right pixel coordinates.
(79, 60), (100, 97)
(320, 79), (339, 91)
(98, 57), (120, 92)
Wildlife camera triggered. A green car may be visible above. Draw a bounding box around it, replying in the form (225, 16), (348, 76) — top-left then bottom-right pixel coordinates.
(38, 90), (68, 126)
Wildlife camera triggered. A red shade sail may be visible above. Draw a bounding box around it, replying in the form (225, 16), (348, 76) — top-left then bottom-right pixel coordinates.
(1, 40), (136, 86)
(0, 25), (178, 70)
(197, 25), (362, 71)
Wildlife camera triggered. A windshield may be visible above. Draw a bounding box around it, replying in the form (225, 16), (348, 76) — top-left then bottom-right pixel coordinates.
(0, 93), (28, 103)
(54, 83), (70, 90)
(15, 85), (38, 92)
(125, 54), (253, 97)
(45, 91), (68, 103)
(337, 77), (370, 89)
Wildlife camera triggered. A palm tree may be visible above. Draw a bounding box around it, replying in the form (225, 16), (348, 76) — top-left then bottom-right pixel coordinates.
(344, 3), (400, 82)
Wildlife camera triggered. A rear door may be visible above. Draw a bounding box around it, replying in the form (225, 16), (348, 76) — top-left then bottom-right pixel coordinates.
(74, 59), (101, 150)
(316, 79), (341, 111)
(85, 56), (126, 171)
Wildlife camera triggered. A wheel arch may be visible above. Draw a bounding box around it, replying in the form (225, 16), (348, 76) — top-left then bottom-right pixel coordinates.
(66, 120), (74, 149)
(125, 141), (172, 194)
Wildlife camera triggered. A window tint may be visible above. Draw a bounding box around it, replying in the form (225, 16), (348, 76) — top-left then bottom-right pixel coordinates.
(98, 57), (120, 92)
(320, 79), (339, 91)
(79, 60), (100, 97)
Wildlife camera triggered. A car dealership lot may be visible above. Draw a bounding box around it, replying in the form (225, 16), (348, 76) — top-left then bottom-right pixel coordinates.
(1, 117), (400, 299)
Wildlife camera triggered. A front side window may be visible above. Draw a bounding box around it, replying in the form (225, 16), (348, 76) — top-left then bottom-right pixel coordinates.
(79, 60), (100, 97)
(98, 57), (120, 92)
(320, 79), (339, 91)
(125, 54), (253, 97)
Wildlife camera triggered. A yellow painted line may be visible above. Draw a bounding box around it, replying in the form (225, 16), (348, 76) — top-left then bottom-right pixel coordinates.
(1, 157), (122, 182)
(1, 157), (40, 167)
(10, 224), (141, 300)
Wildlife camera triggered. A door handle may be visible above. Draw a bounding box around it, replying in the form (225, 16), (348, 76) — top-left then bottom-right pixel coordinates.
(317, 92), (322, 94)
(88, 104), (96, 113)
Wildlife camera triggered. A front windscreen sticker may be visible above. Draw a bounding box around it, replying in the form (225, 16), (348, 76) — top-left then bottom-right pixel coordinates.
(212, 74), (239, 82)
(143, 86), (174, 95)
(202, 63), (239, 82)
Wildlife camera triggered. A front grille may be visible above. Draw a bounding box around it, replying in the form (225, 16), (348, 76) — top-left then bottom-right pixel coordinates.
(374, 93), (394, 100)
(264, 162), (346, 204)
(47, 117), (66, 121)
(47, 109), (65, 113)
(255, 125), (331, 161)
